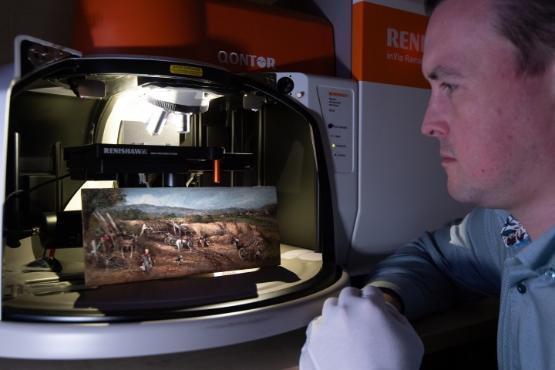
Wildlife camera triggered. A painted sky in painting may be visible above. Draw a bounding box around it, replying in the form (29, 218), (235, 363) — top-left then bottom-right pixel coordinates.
(124, 186), (276, 210)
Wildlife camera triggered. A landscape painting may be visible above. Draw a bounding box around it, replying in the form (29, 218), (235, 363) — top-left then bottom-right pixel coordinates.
(81, 187), (280, 287)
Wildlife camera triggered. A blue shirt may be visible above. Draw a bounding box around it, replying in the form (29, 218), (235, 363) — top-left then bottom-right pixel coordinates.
(369, 208), (555, 370)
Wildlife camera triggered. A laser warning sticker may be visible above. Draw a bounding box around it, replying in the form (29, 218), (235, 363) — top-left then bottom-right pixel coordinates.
(170, 64), (203, 77)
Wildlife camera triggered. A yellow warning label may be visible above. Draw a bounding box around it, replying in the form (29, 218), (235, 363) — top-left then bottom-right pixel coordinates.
(170, 64), (203, 77)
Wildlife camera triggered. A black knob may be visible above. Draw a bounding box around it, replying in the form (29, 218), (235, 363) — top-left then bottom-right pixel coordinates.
(277, 77), (295, 94)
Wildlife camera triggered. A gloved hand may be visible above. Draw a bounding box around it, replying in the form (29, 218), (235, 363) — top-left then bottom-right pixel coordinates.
(300, 285), (424, 370)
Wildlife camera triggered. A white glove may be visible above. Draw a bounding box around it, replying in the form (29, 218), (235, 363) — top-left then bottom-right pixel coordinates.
(300, 286), (424, 370)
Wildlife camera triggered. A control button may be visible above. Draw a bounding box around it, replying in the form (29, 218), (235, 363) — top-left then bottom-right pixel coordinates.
(296, 91), (305, 98)
(516, 282), (527, 294)
(277, 77), (294, 94)
(328, 123), (334, 128)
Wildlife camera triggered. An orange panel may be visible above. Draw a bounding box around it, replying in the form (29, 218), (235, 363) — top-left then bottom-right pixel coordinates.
(352, 2), (429, 88)
(73, 0), (335, 75)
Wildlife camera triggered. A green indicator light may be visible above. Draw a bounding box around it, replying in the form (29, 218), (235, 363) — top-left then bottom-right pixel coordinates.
(331, 143), (336, 148)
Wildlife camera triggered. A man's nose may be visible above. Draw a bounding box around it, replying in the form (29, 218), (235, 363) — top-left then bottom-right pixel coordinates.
(421, 101), (449, 138)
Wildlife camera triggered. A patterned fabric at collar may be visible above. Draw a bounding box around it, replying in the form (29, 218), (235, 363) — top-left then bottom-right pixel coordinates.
(501, 215), (531, 249)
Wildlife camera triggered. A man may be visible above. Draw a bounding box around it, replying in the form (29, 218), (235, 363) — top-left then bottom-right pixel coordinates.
(300, 0), (555, 369)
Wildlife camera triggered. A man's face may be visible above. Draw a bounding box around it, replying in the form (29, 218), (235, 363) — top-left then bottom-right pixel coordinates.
(421, 0), (555, 210)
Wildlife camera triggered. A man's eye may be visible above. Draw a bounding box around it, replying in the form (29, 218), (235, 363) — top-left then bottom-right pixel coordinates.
(440, 82), (457, 93)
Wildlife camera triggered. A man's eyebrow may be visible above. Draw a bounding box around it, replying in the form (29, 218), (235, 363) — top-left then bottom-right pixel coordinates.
(426, 65), (463, 80)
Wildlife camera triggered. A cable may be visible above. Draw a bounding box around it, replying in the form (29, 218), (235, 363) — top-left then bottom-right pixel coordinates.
(3, 173), (71, 204)
(3, 173), (72, 247)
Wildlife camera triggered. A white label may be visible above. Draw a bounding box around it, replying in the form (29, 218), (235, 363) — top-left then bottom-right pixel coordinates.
(317, 86), (355, 173)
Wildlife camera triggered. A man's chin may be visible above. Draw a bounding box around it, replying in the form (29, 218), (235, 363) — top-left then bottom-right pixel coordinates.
(446, 181), (479, 205)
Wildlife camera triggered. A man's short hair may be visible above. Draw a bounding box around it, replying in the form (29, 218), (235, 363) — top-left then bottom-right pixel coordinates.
(425, 0), (555, 75)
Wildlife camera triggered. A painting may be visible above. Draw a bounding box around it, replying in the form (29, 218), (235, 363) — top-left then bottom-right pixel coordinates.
(81, 186), (280, 287)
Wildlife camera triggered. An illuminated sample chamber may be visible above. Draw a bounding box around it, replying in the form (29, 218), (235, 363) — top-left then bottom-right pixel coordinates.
(1, 51), (347, 358)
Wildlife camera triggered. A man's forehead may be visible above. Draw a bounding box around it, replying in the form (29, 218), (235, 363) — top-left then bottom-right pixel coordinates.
(422, 0), (498, 75)
(429, 0), (494, 20)
(424, 0), (495, 42)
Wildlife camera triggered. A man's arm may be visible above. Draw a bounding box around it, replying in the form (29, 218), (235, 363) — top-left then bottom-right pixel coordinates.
(368, 208), (507, 318)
